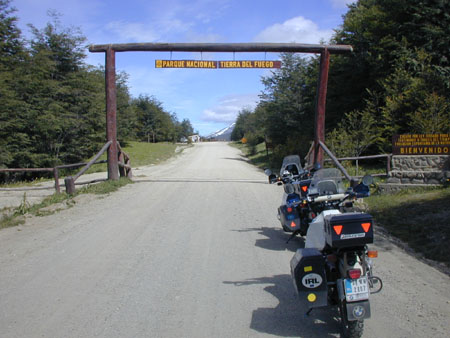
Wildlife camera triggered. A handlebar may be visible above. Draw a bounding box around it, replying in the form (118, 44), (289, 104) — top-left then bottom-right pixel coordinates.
(308, 193), (347, 203)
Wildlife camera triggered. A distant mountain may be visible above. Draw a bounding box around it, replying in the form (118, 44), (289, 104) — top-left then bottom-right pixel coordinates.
(205, 123), (235, 141)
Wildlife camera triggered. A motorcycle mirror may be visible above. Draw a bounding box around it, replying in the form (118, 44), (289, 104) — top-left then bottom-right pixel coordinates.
(264, 169), (272, 176)
(354, 183), (370, 197)
(268, 174), (277, 184)
(284, 184), (295, 194)
(361, 175), (374, 186)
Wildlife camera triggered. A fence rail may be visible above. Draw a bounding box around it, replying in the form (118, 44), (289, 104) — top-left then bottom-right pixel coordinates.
(303, 141), (392, 183)
(324, 153), (392, 176)
(0, 140), (132, 194)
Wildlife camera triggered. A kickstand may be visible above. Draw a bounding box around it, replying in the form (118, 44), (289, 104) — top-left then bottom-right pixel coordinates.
(286, 231), (298, 244)
(305, 308), (313, 317)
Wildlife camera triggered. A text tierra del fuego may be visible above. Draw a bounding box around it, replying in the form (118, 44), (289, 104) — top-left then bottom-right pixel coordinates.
(155, 60), (282, 69)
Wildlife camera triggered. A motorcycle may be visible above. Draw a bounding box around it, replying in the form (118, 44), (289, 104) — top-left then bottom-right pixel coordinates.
(290, 168), (383, 338)
(265, 155), (312, 239)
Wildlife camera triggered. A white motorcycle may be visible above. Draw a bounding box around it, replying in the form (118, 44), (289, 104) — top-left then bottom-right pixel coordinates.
(290, 168), (383, 338)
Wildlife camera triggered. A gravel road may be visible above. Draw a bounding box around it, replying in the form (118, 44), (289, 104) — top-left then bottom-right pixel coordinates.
(0, 142), (449, 338)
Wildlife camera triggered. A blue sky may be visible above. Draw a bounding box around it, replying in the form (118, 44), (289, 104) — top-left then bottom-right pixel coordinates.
(12, 0), (353, 135)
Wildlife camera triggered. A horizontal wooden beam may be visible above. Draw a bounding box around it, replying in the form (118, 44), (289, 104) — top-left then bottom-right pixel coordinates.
(324, 154), (392, 161)
(89, 42), (353, 54)
(0, 168), (53, 173)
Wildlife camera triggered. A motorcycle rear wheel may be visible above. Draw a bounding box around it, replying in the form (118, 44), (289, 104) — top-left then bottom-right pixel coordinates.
(339, 303), (364, 338)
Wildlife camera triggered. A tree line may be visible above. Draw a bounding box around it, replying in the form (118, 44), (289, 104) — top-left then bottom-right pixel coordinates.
(231, 0), (450, 165)
(0, 0), (194, 174)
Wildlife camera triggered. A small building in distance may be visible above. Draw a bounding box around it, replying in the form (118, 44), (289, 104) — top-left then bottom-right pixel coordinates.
(188, 135), (201, 143)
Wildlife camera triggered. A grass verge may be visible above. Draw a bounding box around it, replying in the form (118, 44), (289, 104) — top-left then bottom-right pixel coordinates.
(1, 142), (184, 187)
(84, 141), (183, 174)
(367, 187), (450, 267)
(231, 142), (271, 170)
(0, 178), (132, 230)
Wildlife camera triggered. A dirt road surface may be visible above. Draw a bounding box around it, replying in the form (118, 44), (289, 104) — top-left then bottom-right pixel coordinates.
(1, 143), (449, 338)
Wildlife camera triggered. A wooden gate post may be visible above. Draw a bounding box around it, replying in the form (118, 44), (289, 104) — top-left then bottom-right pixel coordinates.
(64, 176), (76, 194)
(314, 48), (330, 167)
(106, 47), (119, 180)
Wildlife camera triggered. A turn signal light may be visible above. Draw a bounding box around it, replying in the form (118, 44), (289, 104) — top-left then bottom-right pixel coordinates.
(361, 222), (371, 232)
(287, 207), (293, 213)
(301, 185), (308, 192)
(367, 250), (378, 258)
(333, 225), (343, 235)
(348, 269), (361, 279)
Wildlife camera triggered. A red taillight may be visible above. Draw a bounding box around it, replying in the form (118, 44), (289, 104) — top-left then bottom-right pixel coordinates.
(290, 221), (296, 228)
(287, 207), (293, 213)
(348, 269), (361, 279)
(361, 222), (371, 232)
(333, 225), (343, 235)
(310, 212), (316, 219)
(301, 185), (308, 192)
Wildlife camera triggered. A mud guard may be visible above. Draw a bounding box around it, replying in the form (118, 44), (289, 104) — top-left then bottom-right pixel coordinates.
(345, 300), (371, 321)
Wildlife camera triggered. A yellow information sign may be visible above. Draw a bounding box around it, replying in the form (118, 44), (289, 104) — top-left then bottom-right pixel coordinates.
(155, 60), (281, 69)
(218, 60), (281, 68)
(155, 60), (217, 68)
(392, 134), (450, 155)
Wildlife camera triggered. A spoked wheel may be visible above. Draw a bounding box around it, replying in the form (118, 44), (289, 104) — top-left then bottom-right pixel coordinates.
(339, 302), (364, 338)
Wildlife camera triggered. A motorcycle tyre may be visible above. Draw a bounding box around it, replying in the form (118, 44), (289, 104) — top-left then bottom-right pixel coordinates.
(281, 223), (290, 232)
(339, 302), (364, 338)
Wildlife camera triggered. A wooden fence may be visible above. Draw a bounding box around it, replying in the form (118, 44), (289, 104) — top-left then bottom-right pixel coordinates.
(0, 141), (132, 194)
(303, 141), (392, 186)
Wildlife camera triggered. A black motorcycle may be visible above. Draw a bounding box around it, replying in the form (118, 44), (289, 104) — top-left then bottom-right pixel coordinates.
(265, 155), (312, 241)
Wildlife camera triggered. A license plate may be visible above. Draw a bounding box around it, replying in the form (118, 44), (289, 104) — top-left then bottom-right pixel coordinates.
(344, 277), (369, 302)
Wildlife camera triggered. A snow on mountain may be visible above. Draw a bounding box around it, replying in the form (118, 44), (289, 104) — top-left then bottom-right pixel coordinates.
(205, 123), (235, 141)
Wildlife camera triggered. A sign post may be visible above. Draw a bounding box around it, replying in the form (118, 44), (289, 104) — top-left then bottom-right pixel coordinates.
(105, 47), (119, 180)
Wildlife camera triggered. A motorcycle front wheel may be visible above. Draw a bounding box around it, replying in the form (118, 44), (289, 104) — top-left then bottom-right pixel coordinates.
(339, 302), (364, 338)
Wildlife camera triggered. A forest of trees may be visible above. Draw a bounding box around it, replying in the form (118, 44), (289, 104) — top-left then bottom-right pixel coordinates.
(232, 0), (450, 164)
(2, 0), (449, 173)
(0, 0), (194, 171)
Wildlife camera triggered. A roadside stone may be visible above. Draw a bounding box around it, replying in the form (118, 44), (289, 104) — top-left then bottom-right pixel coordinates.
(407, 172), (416, 179)
(423, 172), (433, 179)
(412, 179), (424, 184)
(387, 177), (401, 184)
(401, 178), (411, 184)
(426, 179), (440, 184)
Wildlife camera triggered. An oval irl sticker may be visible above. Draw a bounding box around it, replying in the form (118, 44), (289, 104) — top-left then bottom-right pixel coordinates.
(302, 273), (323, 288)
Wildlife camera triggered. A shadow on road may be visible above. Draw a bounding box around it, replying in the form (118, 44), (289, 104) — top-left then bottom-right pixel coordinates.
(233, 226), (305, 252)
(134, 178), (266, 184)
(221, 157), (251, 163)
(224, 274), (340, 337)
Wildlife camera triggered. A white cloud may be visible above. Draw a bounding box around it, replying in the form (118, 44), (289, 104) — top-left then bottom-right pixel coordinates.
(184, 32), (222, 43)
(101, 0), (228, 43)
(106, 21), (160, 42)
(254, 16), (333, 44)
(201, 93), (259, 123)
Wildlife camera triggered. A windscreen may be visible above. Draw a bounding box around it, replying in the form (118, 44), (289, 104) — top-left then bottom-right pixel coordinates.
(308, 168), (345, 195)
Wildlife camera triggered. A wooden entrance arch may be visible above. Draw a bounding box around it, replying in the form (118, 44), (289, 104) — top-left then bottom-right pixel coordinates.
(89, 43), (353, 180)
